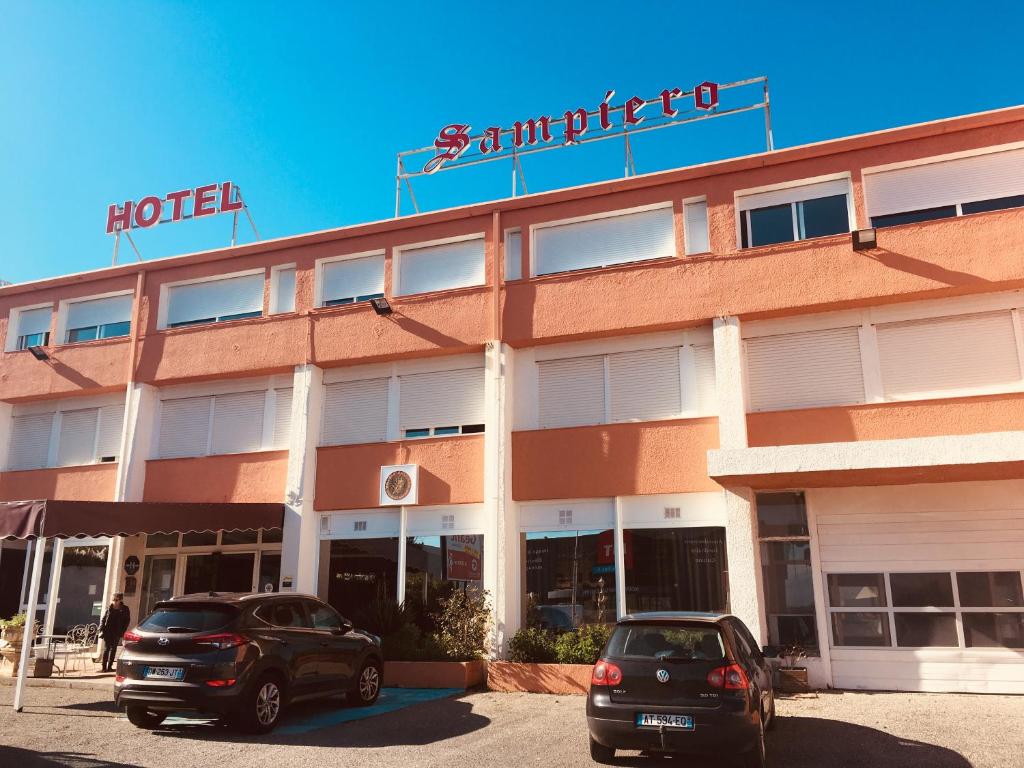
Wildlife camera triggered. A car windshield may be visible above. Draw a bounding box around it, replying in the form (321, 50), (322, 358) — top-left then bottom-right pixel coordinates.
(607, 624), (726, 661)
(139, 606), (237, 633)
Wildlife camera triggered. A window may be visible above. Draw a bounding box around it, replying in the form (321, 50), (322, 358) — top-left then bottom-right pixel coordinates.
(256, 600), (310, 629)
(523, 529), (616, 628)
(865, 146), (1024, 228)
(738, 179), (851, 248)
(322, 378), (389, 445)
(322, 538), (400, 627)
(308, 601), (343, 630)
(533, 206), (675, 276)
(271, 266), (296, 314)
(405, 534), (484, 630)
(271, 388), (293, 449)
(6, 402), (124, 471)
(757, 492), (818, 653)
(537, 343), (715, 429)
(11, 306), (52, 351)
(399, 368), (484, 439)
(607, 623), (725, 660)
(397, 238), (484, 296)
(683, 199), (709, 255)
(7, 413), (53, 470)
(63, 294), (132, 343)
(505, 230), (522, 280)
(828, 570), (1024, 649)
(320, 254), (384, 306)
(164, 272), (264, 329)
(624, 527), (728, 614)
(157, 386), (289, 459)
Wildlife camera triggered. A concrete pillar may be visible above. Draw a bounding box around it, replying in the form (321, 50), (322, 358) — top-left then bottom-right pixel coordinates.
(712, 316), (748, 450)
(281, 364), (324, 594)
(484, 341), (517, 655)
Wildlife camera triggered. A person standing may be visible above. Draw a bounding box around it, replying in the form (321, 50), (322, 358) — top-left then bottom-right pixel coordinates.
(99, 593), (131, 673)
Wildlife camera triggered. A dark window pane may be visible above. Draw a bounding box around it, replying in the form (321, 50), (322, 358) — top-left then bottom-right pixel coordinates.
(957, 572), (1024, 608)
(308, 602), (342, 630)
(756, 492), (808, 537)
(433, 426), (459, 436)
(961, 194), (1024, 215)
(258, 553), (280, 593)
(255, 600), (310, 628)
(828, 573), (887, 607)
(325, 297), (355, 307)
(962, 613), (1024, 648)
(461, 424), (485, 434)
(181, 531), (218, 547)
(760, 541), (818, 653)
(139, 606), (236, 632)
(524, 529), (615, 628)
(67, 326), (99, 343)
(747, 204), (794, 247)
(831, 612), (891, 646)
(324, 537), (399, 633)
(406, 534), (484, 633)
(99, 320), (131, 339)
(221, 529), (259, 546)
(890, 572), (953, 607)
(871, 206), (956, 228)
(894, 613), (958, 647)
(624, 527), (728, 614)
(740, 210), (749, 248)
(261, 527), (283, 544)
(798, 194), (850, 239)
(405, 428), (430, 438)
(183, 552), (254, 593)
(146, 532), (179, 548)
(607, 623), (725, 660)
(217, 310), (262, 323)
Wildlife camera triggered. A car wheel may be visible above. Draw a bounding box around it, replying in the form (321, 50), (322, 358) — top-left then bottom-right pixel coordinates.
(236, 673), (286, 734)
(741, 716), (767, 768)
(349, 659), (382, 707)
(589, 737), (615, 764)
(126, 705), (166, 730)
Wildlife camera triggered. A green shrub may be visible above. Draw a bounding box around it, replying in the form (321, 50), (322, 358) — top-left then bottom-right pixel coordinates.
(432, 589), (491, 661)
(0, 612), (27, 630)
(554, 624), (613, 665)
(508, 626), (558, 663)
(382, 623), (447, 661)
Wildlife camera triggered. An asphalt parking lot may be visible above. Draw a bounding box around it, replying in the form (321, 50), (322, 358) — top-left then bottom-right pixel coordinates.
(0, 684), (1021, 768)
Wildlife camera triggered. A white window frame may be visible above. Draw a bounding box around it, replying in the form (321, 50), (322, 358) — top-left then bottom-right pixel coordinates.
(313, 249), (386, 308)
(54, 289), (134, 346)
(734, 173), (854, 249)
(157, 267), (266, 331)
(5, 302), (54, 353)
(392, 233), (485, 297)
(528, 202), (676, 278)
(269, 263), (297, 315)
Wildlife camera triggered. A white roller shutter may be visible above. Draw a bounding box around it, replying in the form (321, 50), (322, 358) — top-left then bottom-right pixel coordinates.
(538, 356), (605, 428)
(322, 378), (388, 445)
(211, 391), (266, 455)
(877, 311), (1022, 397)
(534, 207), (675, 276)
(159, 397), (212, 459)
(866, 147), (1024, 217)
(272, 267), (296, 313)
(321, 255), (384, 304)
(399, 239), (485, 296)
(16, 307), (52, 338)
(400, 368), (484, 430)
(96, 403), (125, 460)
(66, 294), (132, 331)
(272, 388), (293, 449)
(8, 413), (54, 470)
(737, 179), (850, 211)
(684, 201), (709, 254)
(57, 408), (98, 467)
(166, 273), (264, 326)
(692, 344), (717, 413)
(609, 347), (682, 422)
(746, 327), (865, 411)
(505, 231), (522, 280)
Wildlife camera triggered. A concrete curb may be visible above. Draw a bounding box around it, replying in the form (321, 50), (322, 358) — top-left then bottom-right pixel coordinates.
(0, 676), (113, 690)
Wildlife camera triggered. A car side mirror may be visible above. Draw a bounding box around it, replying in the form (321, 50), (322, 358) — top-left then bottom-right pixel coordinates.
(335, 620), (353, 635)
(762, 645), (780, 658)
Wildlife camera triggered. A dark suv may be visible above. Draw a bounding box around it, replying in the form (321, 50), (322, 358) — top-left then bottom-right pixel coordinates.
(114, 592), (383, 733)
(587, 612), (774, 767)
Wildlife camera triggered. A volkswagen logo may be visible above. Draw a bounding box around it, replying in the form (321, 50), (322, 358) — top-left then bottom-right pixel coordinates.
(157, 637), (170, 646)
(656, 668), (670, 683)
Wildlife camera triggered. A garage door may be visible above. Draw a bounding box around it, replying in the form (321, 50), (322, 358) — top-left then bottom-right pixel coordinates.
(812, 482), (1024, 694)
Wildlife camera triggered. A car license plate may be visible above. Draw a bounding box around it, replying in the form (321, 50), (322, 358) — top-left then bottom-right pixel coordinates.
(635, 713), (694, 730)
(143, 666), (184, 681)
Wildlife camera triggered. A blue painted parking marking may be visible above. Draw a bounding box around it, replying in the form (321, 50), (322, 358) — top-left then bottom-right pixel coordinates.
(158, 688), (461, 734)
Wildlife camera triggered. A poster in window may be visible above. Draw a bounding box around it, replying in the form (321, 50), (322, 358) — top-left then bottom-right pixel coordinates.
(446, 535), (482, 581)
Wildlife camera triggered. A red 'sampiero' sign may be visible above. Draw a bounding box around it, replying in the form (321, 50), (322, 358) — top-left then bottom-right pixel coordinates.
(106, 181), (243, 234)
(424, 82), (720, 174)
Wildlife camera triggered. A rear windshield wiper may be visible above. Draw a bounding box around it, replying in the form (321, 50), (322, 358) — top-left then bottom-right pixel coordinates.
(166, 626), (201, 633)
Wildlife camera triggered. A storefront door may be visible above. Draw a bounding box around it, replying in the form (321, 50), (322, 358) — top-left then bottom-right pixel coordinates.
(140, 556), (177, 619)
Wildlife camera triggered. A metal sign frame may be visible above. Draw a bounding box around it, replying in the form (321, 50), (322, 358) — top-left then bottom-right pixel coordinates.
(395, 76), (773, 217)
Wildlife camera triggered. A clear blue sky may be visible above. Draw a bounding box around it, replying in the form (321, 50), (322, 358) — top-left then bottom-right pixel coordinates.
(2, 1), (1022, 284)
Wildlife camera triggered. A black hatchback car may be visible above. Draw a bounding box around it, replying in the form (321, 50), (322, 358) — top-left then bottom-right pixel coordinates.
(586, 612), (775, 767)
(114, 592), (383, 733)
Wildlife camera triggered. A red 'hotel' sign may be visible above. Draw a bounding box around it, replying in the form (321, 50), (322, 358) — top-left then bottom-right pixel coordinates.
(106, 181), (243, 234)
(424, 81), (720, 174)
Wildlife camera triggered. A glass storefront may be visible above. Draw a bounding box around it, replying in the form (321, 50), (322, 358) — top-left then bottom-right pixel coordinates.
(405, 534), (484, 630)
(623, 527), (728, 614)
(53, 545), (108, 633)
(322, 538), (400, 627)
(523, 529), (616, 628)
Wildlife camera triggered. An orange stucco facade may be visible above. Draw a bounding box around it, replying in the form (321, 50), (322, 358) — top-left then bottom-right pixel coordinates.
(0, 464), (118, 502)
(142, 452), (289, 504)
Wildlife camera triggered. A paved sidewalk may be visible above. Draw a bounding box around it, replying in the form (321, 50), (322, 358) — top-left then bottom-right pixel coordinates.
(0, 685), (1020, 768)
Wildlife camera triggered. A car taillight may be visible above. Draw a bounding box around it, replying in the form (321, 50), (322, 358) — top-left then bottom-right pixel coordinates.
(204, 679), (237, 687)
(193, 632), (247, 650)
(123, 630), (142, 644)
(115, 674), (126, 683)
(707, 663), (749, 690)
(591, 660), (623, 687)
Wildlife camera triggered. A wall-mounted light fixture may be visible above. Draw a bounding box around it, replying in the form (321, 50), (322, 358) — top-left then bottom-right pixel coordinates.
(852, 228), (877, 251)
(370, 297), (393, 316)
(28, 346), (49, 361)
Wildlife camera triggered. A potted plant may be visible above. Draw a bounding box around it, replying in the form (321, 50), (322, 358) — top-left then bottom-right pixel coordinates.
(776, 643), (810, 693)
(489, 623), (613, 695)
(0, 614), (31, 675)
